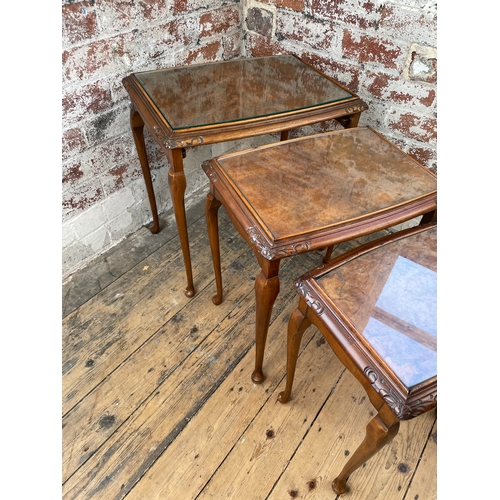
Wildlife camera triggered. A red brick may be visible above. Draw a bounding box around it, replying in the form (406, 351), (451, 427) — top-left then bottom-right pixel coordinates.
(407, 145), (437, 173)
(387, 110), (436, 143)
(101, 161), (142, 196)
(137, 0), (168, 22)
(342, 30), (401, 69)
(62, 2), (98, 46)
(62, 81), (112, 123)
(276, 12), (335, 51)
(222, 32), (244, 60)
(96, 1), (167, 31)
(63, 39), (113, 82)
(364, 72), (412, 104)
(362, 70), (436, 110)
(172, 0), (211, 15)
(301, 52), (361, 92)
(312, 0), (379, 29)
(62, 180), (104, 216)
(64, 138), (128, 192)
(245, 33), (286, 58)
(419, 90), (436, 108)
(246, 6), (275, 38)
(62, 159), (85, 187)
(181, 40), (222, 65)
(136, 19), (198, 61)
(260, 0), (306, 12)
(62, 33), (133, 82)
(90, 139), (129, 177)
(172, 0), (189, 14)
(86, 107), (129, 146)
(200, 7), (240, 38)
(379, 5), (436, 46)
(62, 127), (87, 160)
(158, 17), (198, 48)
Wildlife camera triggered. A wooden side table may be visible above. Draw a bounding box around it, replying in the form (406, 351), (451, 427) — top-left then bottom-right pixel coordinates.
(278, 222), (437, 495)
(202, 126), (437, 384)
(123, 54), (367, 297)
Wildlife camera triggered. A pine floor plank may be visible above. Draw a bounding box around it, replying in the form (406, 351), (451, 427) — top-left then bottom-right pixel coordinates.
(267, 363), (375, 500)
(63, 248), (320, 499)
(62, 208), (246, 415)
(268, 365), (436, 500)
(195, 330), (344, 500)
(62, 196), (206, 318)
(62, 246), (259, 482)
(124, 290), (323, 500)
(341, 409), (436, 500)
(405, 419), (438, 500)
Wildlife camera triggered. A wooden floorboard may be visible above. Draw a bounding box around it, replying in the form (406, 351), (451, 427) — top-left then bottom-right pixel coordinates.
(62, 195), (437, 500)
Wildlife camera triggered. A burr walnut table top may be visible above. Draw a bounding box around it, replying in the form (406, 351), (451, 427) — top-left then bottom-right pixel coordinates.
(297, 223), (437, 407)
(204, 126), (437, 260)
(123, 54), (367, 148)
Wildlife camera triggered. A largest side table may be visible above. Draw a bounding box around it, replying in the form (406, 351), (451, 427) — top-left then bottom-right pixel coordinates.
(122, 54), (367, 297)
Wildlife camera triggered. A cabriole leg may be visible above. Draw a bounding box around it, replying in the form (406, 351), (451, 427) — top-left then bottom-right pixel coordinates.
(278, 303), (311, 403)
(167, 148), (195, 298)
(206, 192), (223, 305)
(130, 108), (160, 234)
(252, 259), (281, 384)
(332, 410), (400, 495)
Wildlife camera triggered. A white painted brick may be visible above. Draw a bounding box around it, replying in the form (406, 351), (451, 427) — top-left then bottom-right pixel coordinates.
(72, 203), (107, 239)
(62, 222), (77, 248)
(101, 187), (135, 221)
(108, 210), (135, 242)
(81, 226), (110, 253)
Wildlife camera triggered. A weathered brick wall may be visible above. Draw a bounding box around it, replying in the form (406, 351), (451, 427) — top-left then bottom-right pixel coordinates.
(62, 0), (436, 279)
(243, 0), (437, 169)
(62, 0), (243, 278)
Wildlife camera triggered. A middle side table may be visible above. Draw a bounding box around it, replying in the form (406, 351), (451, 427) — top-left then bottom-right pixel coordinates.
(202, 126), (437, 383)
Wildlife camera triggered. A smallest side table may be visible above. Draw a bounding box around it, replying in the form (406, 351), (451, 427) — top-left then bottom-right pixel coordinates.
(278, 222), (437, 495)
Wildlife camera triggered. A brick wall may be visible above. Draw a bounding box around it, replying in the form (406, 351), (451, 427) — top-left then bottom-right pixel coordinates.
(62, 0), (437, 279)
(243, 0), (437, 166)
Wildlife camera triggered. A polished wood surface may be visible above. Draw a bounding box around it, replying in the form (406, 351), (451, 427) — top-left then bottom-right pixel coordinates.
(122, 54), (367, 297)
(278, 223), (437, 495)
(203, 126), (437, 383)
(62, 196), (437, 499)
(133, 55), (355, 130)
(214, 127), (436, 241)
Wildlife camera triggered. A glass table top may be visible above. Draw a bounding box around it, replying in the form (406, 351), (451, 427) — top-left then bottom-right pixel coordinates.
(216, 127), (437, 242)
(317, 227), (437, 389)
(134, 55), (353, 130)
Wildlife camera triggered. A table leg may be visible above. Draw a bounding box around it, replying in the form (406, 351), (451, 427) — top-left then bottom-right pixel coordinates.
(344, 111), (361, 129)
(322, 245), (336, 264)
(419, 209), (437, 225)
(130, 107), (160, 234)
(332, 409), (400, 495)
(278, 301), (311, 403)
(280, 130), (289, 141)
(206, 192), (223, 305)
(166, 148), (195, 298)
(252, 258), (281, 384)
(336, 112), (362, 129)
